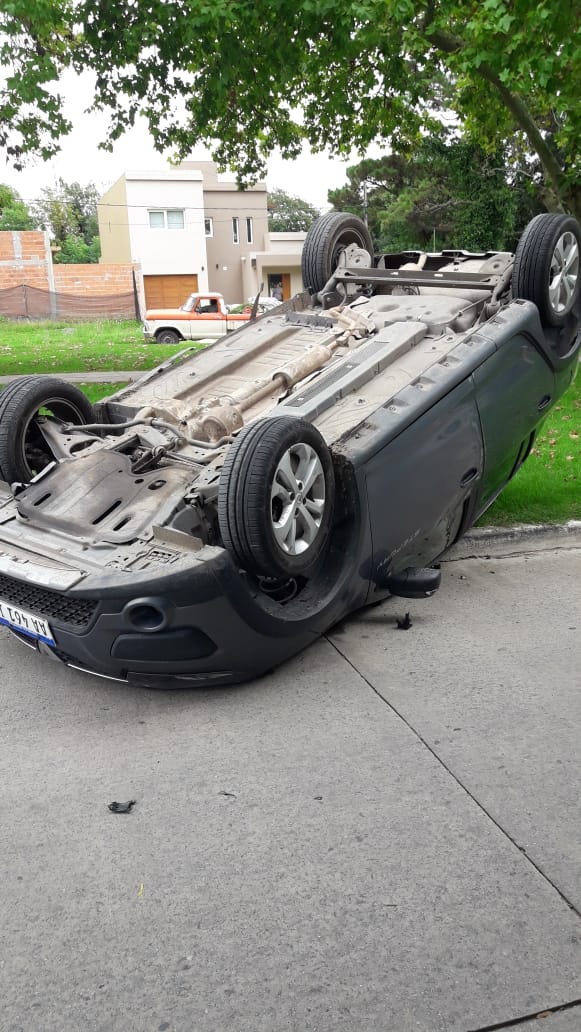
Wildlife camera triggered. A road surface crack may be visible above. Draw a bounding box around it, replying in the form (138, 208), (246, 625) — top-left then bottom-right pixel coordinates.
(327, 635), (581, 922)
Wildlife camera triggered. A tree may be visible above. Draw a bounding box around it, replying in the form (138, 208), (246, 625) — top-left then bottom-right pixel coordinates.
(1, 2), (580, 215)
(267, 189), (319, 232)
(31, 178), (100, 262)
(0, 184), (37, 231)
(328, 139), (542, 253)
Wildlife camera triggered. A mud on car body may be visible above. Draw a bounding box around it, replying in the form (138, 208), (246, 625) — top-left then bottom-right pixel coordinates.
(0, 212), (579, 689)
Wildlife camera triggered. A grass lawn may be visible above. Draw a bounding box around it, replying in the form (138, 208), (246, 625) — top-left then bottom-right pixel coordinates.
(480, 373), (580, 525)
(0, 318), (200, 374)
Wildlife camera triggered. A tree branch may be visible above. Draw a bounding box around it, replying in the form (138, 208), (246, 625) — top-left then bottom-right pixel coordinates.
(426, 27), (565, 198)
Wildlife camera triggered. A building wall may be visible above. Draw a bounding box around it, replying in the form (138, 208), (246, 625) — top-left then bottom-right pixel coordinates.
(124, 171), (208, 288)
(179, 161), (269, 303)
(98, 169), (208, 290)
(0, 230), (144, 319)
(98, 177), (130, 264)
(0, 230), (52, 291)
(241, 232), (307, 300)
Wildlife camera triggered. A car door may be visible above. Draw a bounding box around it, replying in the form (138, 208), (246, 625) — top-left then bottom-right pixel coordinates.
(191, 297), (228, 338)
(364, 377), (484, 573)
(472, 331), (555, 508)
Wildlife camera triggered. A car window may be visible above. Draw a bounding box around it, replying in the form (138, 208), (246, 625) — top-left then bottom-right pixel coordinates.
(195, 298), (219, 314)
(181, 295), (196, 312)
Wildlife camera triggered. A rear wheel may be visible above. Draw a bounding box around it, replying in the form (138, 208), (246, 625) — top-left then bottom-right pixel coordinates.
(0, 376), (94, 483)
(512, 213), (581, 326)
(301, 212), (374, 295)
(218, 416), (335, 578)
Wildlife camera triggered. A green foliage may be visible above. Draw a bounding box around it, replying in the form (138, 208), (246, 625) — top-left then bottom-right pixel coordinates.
(0, 183), (38, 230)
(329, 139), (542, 252)
(31, 178), (100, 262)
(54, 233), (100, 263)
(1, 1), (580, 213)
(267, 189), (320, 232)
(32, 177), (100, 245)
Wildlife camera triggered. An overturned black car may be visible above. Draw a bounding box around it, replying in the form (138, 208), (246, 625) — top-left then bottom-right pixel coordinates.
(0, 212), (579, 688)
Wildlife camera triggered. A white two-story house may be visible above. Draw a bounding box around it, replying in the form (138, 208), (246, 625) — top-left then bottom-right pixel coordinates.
(98, 168), (208, 309)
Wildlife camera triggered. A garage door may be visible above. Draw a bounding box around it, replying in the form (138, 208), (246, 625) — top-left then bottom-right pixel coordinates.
(144, 274), (199, 308)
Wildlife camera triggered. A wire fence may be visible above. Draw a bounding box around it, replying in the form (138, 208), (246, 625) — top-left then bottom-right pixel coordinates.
(0, 284), (141, 321)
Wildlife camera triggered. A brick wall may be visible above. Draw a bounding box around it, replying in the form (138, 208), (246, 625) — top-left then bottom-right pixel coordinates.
(0, 231), (144, 318)
(53, 264), (136, 295)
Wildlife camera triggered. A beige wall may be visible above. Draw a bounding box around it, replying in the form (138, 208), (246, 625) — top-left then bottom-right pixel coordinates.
(203, 187), (269, 303)
(98, 177), (130, 263)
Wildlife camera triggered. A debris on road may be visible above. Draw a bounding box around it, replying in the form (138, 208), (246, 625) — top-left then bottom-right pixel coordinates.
(108, 800), (136, 813)
(395, 612), (413, 630)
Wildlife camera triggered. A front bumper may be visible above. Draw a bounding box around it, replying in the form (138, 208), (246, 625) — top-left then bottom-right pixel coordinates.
(0, 546), (354, 689)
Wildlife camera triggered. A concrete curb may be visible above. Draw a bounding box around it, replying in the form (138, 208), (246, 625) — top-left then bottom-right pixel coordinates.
(444, 520), (581, 560)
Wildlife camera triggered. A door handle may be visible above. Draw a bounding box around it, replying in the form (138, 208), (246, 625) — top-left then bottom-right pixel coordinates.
(538, 394), (552, 411)
(460, 467), (478, 487)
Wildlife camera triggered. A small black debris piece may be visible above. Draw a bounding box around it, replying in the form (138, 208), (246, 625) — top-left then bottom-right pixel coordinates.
(314, 796), (323, 801)
(108, 800), (136, 814)
(218, 790), (237, 799)
(395, 612), (413, 630)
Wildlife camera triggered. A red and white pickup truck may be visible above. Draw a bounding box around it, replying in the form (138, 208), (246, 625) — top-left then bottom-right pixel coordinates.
(143, 292), (252, 344)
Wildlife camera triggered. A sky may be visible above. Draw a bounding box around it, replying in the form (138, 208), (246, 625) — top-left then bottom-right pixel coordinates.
(0, 71), (374, 211)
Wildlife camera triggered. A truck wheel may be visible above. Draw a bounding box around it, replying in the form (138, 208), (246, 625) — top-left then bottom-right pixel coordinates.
(0, 376), (94, 483)
(155, 329), (182, 344)
(512, 213), (581, 327)
(218, 416), (335, 578)
(301, 212), (374, 294)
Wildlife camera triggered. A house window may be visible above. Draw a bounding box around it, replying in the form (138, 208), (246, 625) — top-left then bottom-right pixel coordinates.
(232, 217), (239, 244)
(167, 209), (185, 229)
(204, 217), (213, 237)
(246, 217), (253, 244)
(149, 210), (165, 229)
(148, 209), (185, 229)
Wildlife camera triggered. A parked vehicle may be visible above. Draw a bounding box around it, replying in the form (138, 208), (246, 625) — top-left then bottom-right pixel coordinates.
(143, 292), (251, 343)
(0, 211), (578, 690)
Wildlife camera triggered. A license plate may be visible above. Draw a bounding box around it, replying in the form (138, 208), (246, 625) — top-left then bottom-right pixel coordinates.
(0, 598), (55, 645)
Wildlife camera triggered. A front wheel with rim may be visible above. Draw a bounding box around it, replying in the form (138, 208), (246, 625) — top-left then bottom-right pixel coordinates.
(0, 376), (94, 483)
(512, 213), (581, 327)
(218, 416), (335, 578)
(155, 328), (182, 344)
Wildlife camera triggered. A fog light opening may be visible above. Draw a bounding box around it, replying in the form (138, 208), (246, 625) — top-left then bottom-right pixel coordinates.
(128, 604), (165, 631)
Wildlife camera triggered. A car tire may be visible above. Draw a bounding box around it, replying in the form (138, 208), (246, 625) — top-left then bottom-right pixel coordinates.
(0, 376), (94, 483)
(512, 213), (581, 326)
(155, 329), (182, 344)
(218, 416), (335, 578)
(301, 211), (374, 295)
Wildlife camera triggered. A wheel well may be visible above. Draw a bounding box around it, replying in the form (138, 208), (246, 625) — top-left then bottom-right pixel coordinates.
(155, 327), (183, 341)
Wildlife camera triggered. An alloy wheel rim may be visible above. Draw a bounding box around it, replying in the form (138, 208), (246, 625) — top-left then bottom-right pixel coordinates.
(549, 231), (579, 313)
(270, 443), (325, 556)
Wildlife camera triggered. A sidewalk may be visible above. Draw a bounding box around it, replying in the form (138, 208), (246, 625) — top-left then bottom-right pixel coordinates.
(2, 539), (580, 1031)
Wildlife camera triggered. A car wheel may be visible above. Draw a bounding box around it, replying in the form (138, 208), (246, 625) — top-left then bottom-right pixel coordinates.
(218, 416), (335, 578)
(512, 213), (581, 327)
(155, 329), (182, 344)
(301, 211), (374, 294)
(0, 376), (94, 483)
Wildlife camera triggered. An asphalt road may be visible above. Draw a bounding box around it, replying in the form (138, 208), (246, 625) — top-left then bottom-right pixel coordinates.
(1, 535), (580, 1032)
